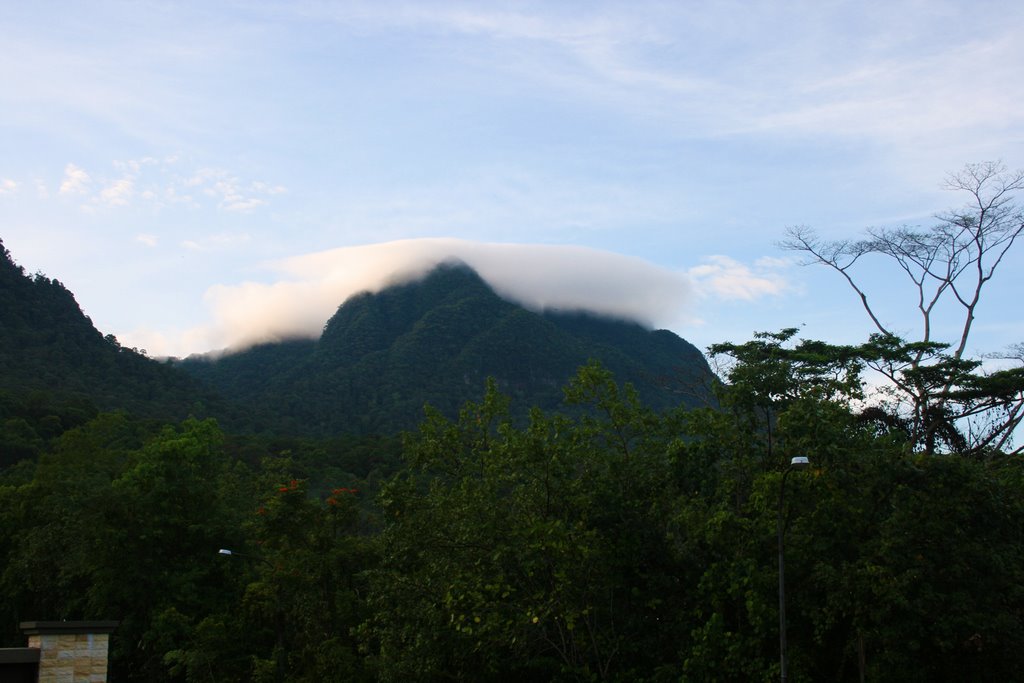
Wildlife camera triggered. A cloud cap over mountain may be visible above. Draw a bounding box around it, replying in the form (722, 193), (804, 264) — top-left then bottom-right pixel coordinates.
(179, 239), (693, 356)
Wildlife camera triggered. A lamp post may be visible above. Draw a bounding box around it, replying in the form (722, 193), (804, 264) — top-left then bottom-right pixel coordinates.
(778, 456), (809, 683)
(219, 548), (286, 683)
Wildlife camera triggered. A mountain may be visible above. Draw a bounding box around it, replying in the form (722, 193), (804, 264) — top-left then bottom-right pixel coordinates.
(0, 238), (713, 441)
(180, 262), (714, 434)
(0, 239), (230, 430)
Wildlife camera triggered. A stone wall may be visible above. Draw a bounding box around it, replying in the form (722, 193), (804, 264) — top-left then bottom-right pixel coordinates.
(19, 622), (118, 683)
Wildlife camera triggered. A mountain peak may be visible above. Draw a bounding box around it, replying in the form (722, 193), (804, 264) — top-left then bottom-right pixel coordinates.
(182, 262), (713, 434)
(319, 260), (502, 355)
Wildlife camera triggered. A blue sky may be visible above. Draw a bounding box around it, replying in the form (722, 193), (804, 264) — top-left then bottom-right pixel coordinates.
(2, 1), (1022, 358)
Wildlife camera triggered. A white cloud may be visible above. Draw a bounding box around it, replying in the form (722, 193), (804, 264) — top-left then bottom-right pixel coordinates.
(113, 156), (158, 174)
(98, 177), (134, 206)
(41, 158), (285, 213)
(687, 255), (789, 301)
(185, 167), (285, 213)
(136, 233), (159, 247)
(0, 178), (18, 195)
(122, 240), (805, 357)
(142, 239), (693, 355)
(274, 239), (691, 324)
(251, 181), (287, 195)
(59, 163), (90, 195)
(223, 196), (267, 212)
(119, 323), (241, 361)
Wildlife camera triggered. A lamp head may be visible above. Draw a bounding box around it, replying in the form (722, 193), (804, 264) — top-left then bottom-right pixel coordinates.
(218, 548), (234, 556)
(790, 456), (810, 468)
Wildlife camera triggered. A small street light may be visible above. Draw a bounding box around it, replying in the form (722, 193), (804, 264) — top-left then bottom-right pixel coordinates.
(218, 548), (262, 562)
(217, 547), (286, 682)
(778, 455), (809, 683)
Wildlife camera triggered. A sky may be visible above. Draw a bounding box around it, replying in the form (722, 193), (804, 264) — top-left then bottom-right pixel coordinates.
(1, 0), (1023, 360)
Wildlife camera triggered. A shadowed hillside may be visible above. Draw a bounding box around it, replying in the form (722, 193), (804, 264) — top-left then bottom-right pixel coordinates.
(0, 239), (228, 424)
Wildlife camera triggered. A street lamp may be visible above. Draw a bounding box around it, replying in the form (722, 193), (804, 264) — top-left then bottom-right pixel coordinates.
(778, 455), (809, 683)
(218, 547), (286, 683)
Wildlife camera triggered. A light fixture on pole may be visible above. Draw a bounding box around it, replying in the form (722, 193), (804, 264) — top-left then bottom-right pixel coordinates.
(217, 547), (285, 682)
(778, 455), (809, 683)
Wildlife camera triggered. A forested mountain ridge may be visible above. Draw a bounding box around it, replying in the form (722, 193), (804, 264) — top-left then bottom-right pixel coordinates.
(0, 239), (229, 430)
(180, 262), (714, 434)
(0, 239), (711, 441)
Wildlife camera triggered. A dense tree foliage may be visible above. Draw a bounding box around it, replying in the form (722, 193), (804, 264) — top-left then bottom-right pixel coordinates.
(362, 367), (687, 681)
(0, 415), (389, 681)
(696, 330), (1024, 681)
(3, 337), (1024, 681)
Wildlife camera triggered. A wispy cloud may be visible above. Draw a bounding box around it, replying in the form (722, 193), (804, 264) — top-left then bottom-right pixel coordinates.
(687, 255), (790, 301)
(59, 163), (90, 195)
(734, 36), (1024, 144)
(0, 178), (18, 196)
(185, 168), (287, 213)
(98, 177), (134, 207)
(326, 2), (1024, 152)
(136, 233), (159, 247)
(48, 158), (286, 214)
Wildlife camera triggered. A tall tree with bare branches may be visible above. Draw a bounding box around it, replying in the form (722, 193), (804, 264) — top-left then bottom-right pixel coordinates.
(782, 162), (1024, 455)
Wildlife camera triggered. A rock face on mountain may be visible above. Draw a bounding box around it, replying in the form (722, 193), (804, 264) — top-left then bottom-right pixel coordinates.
(181, 262), (714, 434)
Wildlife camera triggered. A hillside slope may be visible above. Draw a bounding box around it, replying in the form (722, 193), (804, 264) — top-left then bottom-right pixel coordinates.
(0, 239), (230, 424)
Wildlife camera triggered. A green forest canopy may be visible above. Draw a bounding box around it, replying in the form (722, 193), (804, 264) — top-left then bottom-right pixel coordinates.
(3, 345), (1024, 682)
